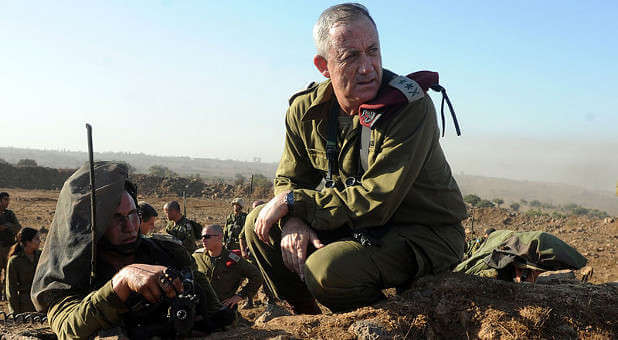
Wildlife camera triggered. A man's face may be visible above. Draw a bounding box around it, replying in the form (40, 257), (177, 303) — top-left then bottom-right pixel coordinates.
(164, 207), (178, 221)
(201, 227), (222, 251)
(0, 197), (9, 210)
(318, 17), (382, 113)
(233, 203), (242, 214)
(140, 216), (157, 235)
(104, 191), (139, 245)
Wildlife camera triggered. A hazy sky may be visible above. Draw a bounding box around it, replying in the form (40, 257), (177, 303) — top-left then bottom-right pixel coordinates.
(1, 1), (617, 191)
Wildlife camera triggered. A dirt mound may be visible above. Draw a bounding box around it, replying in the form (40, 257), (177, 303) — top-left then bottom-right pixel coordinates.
(0, 163), (73, 190)
(130, 174), (252, 199)
(3, 274), (615, 339)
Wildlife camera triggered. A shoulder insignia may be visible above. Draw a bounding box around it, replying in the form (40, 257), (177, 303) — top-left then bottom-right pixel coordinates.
(228, 252), (241, 263)
(288, 81), (318, 106)
(149, 233), (183, 246)
(194, 247), (205, 253)
(358, 71), (439, 128)
(388, 76), (424, 103)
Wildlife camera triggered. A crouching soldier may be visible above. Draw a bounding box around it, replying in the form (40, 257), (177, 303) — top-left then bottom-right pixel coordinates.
(193, 224), (263, 310)
(31, 162), (234, 339)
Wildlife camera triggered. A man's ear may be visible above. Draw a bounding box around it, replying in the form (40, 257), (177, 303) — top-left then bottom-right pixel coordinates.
(313, 55), (330, 78)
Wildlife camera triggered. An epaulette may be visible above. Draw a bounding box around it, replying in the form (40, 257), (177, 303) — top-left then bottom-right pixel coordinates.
(288, 81), (318, 106)
(358, 71), (461, 136)
(194, 247), (205, 253)
(149, 233), (183, 246)
(228, 252), (241, 263)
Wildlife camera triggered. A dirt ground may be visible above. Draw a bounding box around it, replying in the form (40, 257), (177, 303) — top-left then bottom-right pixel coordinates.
(1, 188), (617, 339)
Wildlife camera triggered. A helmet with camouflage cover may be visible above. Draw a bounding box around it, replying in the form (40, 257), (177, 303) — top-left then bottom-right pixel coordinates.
(231, 197), (244, 208)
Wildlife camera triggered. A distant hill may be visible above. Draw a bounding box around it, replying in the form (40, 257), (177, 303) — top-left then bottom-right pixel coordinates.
(1, 146), (616, 215)
(455, 174), (617, 216)
(0, 146), (277, 180)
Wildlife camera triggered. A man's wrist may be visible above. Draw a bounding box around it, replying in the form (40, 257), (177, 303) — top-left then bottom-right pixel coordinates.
(284, 191), (294, 214)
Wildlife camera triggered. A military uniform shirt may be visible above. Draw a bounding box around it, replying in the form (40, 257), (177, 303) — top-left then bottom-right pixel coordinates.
(0, 209), (21, 247)
(165, 216), (202, 253)
(224, 212), (247, 250)
(6, 249), (41, 314)
(276, 74), (467, 231)
(192, 248), (262, 301)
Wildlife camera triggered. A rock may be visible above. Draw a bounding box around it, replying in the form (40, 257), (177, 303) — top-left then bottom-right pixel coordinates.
(536, 270), (576, 284)
(348, 320), (389, 340)
(603, 217), (615, 224)
(580, 266), (594, 282)
(255, 303), (292, 325)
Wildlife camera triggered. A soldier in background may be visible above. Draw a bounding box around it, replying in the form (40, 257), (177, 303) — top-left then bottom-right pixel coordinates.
(0, 192), (21, 301)
(239, 200), (265, 259)
(164, 200), (202, 253)
(5, 227), (41, 314)
(223, 198), (247, 251)
(193, 224), (262, 310)
(138, 202), (158, 235)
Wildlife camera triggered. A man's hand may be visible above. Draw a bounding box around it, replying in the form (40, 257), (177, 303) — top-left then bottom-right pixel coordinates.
(221, 295), (243, 308)
(254, 191), (290, 243)
(281, 217), (324, 281)
(111, 264), (183, 303)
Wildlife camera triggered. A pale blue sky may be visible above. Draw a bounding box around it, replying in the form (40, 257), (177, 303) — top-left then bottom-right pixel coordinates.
(1, 1), (616, 190)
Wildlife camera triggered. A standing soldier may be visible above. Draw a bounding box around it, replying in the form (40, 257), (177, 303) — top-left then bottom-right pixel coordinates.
(193, 224), (263, 309)
(224, 198), (247, 251)
(164, 200), (202, 253)
(0, 192), (22, 301)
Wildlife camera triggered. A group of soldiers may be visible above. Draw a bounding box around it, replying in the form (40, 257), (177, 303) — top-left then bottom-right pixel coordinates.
(1, 3), (590, 339)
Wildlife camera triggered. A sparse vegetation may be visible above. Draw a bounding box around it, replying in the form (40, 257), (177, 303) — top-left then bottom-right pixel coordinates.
(492, 198), (504, 208)
(510, 202), (520, 211)
(529, 199), (542, 207)
(477, 199), (495, 208)
(463, 194), (481, 207)
(16, 158), (38, 167)
(148, 165), (178, 177)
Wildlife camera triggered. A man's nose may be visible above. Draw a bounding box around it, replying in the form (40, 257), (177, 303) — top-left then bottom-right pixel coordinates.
(358, 54), (372, 74)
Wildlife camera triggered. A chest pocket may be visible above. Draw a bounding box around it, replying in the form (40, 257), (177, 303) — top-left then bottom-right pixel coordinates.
(306, 148), (329, 172)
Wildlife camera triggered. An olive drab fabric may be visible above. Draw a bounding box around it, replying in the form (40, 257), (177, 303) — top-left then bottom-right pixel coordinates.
(192, 248), (262, 301)
(277, 70), (467, 231)
(32, 161), (129, 312)
(224, 212), (247, 250)
(454, 229), (588, 278)
(47, 236), (223, 339)
(0, 209), (21, 247)
(245, 70), (467, 311)
(6, 249), (41, 313)
(165, 216), (202, 253)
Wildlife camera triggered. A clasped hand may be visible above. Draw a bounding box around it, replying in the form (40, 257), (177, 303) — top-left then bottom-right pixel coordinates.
(112, 264), (183, 303)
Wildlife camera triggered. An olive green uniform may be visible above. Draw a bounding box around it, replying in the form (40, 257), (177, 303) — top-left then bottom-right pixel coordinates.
(165, 216), (202, 253)
(224, 212), (247, 250)
(454, 230), (587, 279)
(6, 249), (41, 313)
(47, 236), (223, 339)
(0, 208), (21, 298)
(192, 247), (262, 301)
(245, 71), (467, 312)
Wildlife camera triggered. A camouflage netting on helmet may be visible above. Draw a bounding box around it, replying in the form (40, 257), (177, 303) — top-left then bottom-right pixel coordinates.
(32, 162), (128, 311)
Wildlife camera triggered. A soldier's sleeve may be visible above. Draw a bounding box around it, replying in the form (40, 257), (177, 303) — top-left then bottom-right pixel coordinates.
(236, 259), (263, 299)
(273, 107), (324, 195)
(6, 257), (19, 313)
(290, 96), (438, 230)
(193, 270), (223, 317)
(5, 211), (21, 234)
(47, 280), (127, 339)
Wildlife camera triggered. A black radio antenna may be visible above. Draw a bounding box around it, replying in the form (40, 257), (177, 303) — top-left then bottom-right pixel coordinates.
(86, 123), (97, 286)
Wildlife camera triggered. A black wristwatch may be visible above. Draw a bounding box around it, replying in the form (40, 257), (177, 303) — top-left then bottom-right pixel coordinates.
(285, 191), (294, 212)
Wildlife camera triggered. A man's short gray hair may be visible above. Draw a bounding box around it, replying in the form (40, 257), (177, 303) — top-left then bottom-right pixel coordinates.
(313, 3), (376, 57)
(205, 224), (223, 235)
(164, 200), (181, 212)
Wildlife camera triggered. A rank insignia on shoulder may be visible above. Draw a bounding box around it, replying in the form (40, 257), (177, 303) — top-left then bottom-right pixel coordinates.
(388, 76), (424, 103)
(228, 252), (241, 263)
(288, 81), (318, 105)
